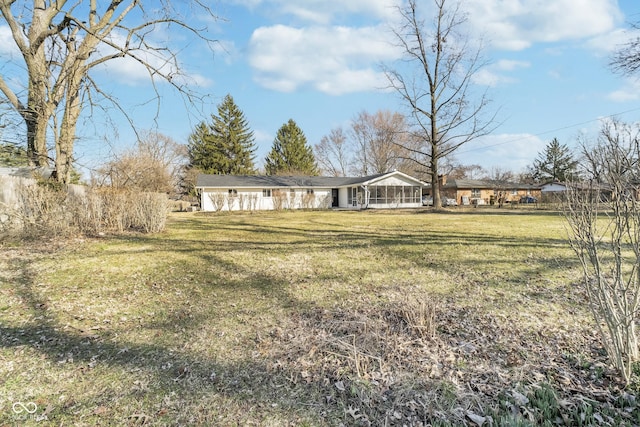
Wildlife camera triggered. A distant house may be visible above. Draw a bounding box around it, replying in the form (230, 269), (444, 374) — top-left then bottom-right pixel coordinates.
(541, 181), (615, 201)
(195, 170), (428, 212)
(540, 181), (567, 193)
(438, 176), (542, 205)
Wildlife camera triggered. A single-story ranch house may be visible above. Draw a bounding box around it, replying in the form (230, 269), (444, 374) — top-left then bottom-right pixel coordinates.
(439, 177), (542, 205)
(540, 181), (614, 201)
(196, 171), (428, 211)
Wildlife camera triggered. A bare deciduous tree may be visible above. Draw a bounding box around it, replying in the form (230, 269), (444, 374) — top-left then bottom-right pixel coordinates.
(95, 131), (187, 194)
(383, 0), (496, 209)
(564, 119), (640, 383)
(350, 110), (411, 176)
(0, 0), (217, 183)
(447, 162), (485, 180)
(482, 166), (514, 183)
(611, 21), (640, 76)
(314, 127), (351, 177)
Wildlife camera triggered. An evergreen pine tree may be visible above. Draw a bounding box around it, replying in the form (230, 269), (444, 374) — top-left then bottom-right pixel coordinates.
(532, 138), (579, 183)
(265, 119), (318, 176)
(0, 143), (28, 166)
(187, 94), (256, 175)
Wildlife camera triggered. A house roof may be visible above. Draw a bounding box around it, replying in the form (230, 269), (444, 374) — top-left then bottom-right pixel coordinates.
(196, 171), (428, 189)
(542, 181), (613, 192)
(443, 178), (541, 190)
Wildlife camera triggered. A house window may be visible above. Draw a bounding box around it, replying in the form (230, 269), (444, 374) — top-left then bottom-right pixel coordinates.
(228, 189), (238, 197)
(348, 187), (358, 205)
(511, 190), (518, 195)
(262, 189), (272, 197)
(306, 189), (314, 194)
(369, 185), (386, 204)
(403, 186), (415, 202)
(290, 188), (296, 195)
(471, 189), (481, 198)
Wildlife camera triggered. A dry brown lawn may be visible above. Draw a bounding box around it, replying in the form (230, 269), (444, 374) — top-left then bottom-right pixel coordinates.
(1, 209), (638, 426)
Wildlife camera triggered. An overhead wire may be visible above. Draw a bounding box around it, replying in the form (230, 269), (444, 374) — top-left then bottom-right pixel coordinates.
(457, 106), (640, 154)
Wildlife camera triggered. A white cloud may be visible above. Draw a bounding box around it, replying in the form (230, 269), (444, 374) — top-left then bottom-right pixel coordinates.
(495, 59), (530, 72)
(248, 24), (399, 95)
(457, 133), (545, 172)
(607, 78), (640, 102)
(472, 69), (505, 87)
(227, 0), (396, 24)
(548, 69), (562, 80)
(587, 27), (640, 55)
(240, 0), (625, 97)
(464, 0), (622, 51)
(212, 39), (239, 65)
(94, 31), (213, 88)
(0, 25), (20, 56)
(472, 59), (530, 87)
(608, 90), (639, 102)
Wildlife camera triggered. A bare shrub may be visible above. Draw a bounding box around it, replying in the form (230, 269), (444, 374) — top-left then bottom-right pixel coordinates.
(98, 188), (131, 232)
(249, 194), (259, 211)
(319, 194), (332, 209)
(68, 189), (104, 235)
(237, 194), (247, 211)
(287, 192), (298, 209)
(2, 183), (167, 239)
(272, 190), (286, 211)
(208, 192), (226, 212)
(564, 119), (640, 383)
(10, 181), (71, 237)
(130, 192), (168, 233)
(302, 192), (315, 209)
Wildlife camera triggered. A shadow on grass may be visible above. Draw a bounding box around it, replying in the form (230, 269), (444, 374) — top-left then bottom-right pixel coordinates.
(104, 212), (580, 314)
(118, 211), (579, 289)
(1, 211), (582, 424)
(1, 248), (340, 425)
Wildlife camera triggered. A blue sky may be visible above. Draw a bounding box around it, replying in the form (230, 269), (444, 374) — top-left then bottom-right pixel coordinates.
(3, 0), (640, 176)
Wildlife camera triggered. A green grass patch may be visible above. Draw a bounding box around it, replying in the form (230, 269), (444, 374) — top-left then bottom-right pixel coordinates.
(0, 209), (637, 425)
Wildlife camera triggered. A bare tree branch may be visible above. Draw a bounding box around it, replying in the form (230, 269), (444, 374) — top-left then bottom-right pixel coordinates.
(382, 0), (497, 208)
(565, 119), (640, 383)
(610, 21), (640, 76)
(0, 0), (220, 182)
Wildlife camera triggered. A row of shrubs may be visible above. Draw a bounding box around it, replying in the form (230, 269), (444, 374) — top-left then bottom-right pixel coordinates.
(0, 180), (168, 238)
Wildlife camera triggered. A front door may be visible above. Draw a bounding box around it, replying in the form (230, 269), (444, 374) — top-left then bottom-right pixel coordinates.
(332, 189), (339, 207)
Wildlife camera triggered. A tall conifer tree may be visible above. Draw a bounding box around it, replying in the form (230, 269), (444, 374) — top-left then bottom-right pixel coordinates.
(532, 138), (578, 182)
(187, 94), (256, 175)
(265, 119), (318, 175)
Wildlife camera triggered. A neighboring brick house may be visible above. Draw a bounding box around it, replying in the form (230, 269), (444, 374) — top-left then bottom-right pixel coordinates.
(439, 176), (542, 206)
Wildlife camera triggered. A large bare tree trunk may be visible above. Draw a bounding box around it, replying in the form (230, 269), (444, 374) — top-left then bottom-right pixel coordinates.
(56, 72), (83, 184)
(24, 103), (50, 167)
(383, 0), (496, 209)
(1, 0), (219, 183)
(2, 0), (59, 167)
(430, 146), (441, 208)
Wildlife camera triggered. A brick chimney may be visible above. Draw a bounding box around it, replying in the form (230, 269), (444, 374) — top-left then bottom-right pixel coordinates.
(438, 174), (447, 186)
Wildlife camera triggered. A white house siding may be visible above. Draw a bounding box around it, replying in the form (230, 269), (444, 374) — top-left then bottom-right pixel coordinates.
(338, 187), (350, 208)
(541, 183), (567, 193)
(196, 171), (429, 212)
(201, 187), (333, 212)
(374, 176), (415, 186)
